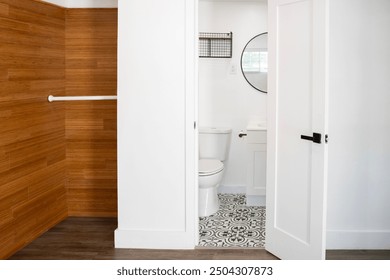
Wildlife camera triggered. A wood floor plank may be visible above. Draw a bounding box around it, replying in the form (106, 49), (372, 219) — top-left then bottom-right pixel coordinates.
(8, 217), (390, 260)
(326, 250), (390, 260)
(8, 217), (278, 260)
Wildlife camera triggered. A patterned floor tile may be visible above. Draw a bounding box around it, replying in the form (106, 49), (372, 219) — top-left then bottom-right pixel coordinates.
(199, 194), (265, 248)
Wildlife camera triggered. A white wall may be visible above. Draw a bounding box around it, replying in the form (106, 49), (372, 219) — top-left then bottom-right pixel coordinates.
(327, 0), (390, 249)
(115, 0), (197, 249)
(199, 1), (268, 188)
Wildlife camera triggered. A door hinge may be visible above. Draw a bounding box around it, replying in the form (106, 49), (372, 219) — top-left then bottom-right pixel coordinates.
(194, 121), (197, 129)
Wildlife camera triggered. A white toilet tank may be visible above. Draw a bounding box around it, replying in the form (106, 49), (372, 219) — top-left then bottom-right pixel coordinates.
(199, 127), (232, 161)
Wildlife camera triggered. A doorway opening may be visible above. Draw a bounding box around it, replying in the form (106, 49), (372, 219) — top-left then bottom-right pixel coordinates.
(197, 0), (268, 249)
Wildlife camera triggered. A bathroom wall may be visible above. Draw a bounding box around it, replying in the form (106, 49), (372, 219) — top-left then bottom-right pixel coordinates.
(65, 8), (118, 217)
(327, 0), (390, 249)
(198, 0), (268, 189)
(0, 0), (68, 259)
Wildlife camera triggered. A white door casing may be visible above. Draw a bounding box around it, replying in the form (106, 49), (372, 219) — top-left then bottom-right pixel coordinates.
(266, 0), (329, 259)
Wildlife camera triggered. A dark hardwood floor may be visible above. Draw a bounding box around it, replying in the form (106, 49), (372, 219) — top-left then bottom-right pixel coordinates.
(327, 250), (390, 260)
(7, 217), (390, 260)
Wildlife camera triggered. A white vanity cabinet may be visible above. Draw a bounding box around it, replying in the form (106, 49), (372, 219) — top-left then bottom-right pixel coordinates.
(246, 124), (267, 206)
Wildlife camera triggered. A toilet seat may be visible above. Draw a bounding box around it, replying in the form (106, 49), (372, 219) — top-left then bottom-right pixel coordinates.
(199, 159), (223, 176)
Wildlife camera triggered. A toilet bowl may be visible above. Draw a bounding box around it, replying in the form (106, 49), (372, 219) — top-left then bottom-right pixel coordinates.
(198, 127), (231, 217)
(198, 159), (224, 217)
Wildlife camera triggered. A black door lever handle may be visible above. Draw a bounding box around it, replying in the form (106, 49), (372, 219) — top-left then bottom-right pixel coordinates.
(301, 132), (322, 144)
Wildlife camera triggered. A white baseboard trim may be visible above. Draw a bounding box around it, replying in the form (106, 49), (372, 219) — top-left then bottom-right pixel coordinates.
(218, 185), (246, 194)
(246, 195), (266, 206)
(326, 229), (390, 249)
(114, 229), (195, 249)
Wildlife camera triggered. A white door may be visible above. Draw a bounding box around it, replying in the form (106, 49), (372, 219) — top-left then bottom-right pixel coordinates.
(266, 0), (329, 259)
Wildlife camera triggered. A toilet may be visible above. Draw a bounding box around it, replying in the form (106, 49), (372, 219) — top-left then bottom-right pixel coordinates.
(198, 127), (232, 217)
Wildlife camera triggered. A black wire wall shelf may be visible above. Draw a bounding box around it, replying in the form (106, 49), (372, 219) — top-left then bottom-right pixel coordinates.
(199, 32), (233, 58)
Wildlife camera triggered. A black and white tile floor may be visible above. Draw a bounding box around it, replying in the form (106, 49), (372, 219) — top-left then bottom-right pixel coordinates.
(198, 194), (265, 248)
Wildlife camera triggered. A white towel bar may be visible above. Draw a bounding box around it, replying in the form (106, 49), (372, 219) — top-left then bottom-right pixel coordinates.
(48, 95), (117, 102)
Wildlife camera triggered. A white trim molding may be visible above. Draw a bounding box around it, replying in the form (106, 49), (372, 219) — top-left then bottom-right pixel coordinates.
(41, 0), (118, 8)
(115, 230), (195, 249)
(327, 230), (390, 249)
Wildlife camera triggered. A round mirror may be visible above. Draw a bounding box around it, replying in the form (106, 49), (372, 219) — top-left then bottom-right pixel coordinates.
(240, 32), (268, 93)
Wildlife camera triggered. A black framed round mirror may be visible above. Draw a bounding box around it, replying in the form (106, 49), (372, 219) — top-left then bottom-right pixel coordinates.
(240, 32), (268, 93)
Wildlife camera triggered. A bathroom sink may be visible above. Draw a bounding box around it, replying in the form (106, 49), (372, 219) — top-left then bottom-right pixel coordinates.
(246, 122), (267, 143)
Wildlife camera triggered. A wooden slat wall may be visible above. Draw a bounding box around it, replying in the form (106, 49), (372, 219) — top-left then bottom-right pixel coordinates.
(0, 0), (67, 259)
(65, 9), (118, 217)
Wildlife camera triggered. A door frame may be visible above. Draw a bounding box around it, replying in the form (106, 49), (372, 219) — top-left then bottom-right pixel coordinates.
(193, 0), (329, 259)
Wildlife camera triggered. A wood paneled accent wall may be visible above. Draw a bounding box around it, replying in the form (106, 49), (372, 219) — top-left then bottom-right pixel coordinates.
(65, 9), (118, 217)
(0, 0), (67, 259)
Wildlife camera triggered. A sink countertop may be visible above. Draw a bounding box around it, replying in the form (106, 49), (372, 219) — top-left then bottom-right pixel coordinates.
(246, 122), (267, 131)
